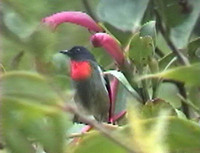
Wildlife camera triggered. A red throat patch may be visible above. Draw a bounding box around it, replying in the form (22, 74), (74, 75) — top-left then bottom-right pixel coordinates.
(70, 60), (92, 81)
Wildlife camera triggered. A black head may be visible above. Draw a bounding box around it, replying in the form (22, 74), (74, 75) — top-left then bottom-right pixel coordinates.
(60, 46), (96, 61)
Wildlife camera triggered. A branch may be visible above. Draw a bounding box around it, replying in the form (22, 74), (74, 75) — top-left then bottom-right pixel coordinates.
(68, 133), (85, 139)
(82, 0), (98, 21)
(62, 105), (135, 153)
(155, 10), (190, 66)
(155, 47), (164, 57)
(176, 82), (190, 118)
(154, 8), (190, 117)
(177, 94), (200, 114)
(163, 79), (190, 117)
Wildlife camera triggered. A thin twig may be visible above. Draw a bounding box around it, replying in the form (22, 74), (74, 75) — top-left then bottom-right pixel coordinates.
(0, 143), (3, 149)
(68, 124), (119, 139)
(163, 80), (190, 117)
(155, 47), (164, 57)
(177, 94), (200, 114)
(176, 83), (190, 118)
(62, 105), (135, 153)
(138, 67), (150, 102)
(163, 57), (177, 71)
(0, 64), (6, 73)
(82, 0), (98, 21)
(11, 51), (24, 70)
(68, 133), (85, 139)
(154, 10), (189, 66)
(154, 8), (190, 117)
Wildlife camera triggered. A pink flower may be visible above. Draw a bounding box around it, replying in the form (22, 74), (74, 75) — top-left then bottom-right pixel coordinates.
(111, 110), (126, 122)
(42, 11), (103, 32)
(110, 78), (119, 105)
(108, 78), (119, 123)
(90, 33), (125, 65)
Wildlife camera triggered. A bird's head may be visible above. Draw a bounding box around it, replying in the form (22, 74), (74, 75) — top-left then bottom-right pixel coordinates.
(60, 46), (96, 61)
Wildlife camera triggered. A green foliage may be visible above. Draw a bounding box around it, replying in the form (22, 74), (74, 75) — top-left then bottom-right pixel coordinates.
(128, 33), (154, 67)
(73, 132), (127, 153)
(154, 0), (200, 48)
(1, 0), (200, 153)
(140, 21), (156, 45)
(1, 71), (61, 104)
(97, 0), (149, 31)
(142, 63), (200, 86)
(188, 38), (200, 63)
(141, 99), (175, 118)
(159, 53), (176, 70)
(105, 70), (141, 102)
(142, 117), (200, 152)
(1, 72), (68, 153)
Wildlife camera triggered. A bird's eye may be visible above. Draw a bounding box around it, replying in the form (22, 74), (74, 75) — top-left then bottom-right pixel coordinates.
(76, 48), (80, 52)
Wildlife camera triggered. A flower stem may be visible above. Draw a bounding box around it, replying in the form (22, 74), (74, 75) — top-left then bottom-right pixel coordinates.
(63, 105), (135, 153)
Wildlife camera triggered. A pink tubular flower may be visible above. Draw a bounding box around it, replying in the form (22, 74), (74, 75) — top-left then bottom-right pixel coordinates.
(90, 33), (125, 65)
(111, 110), (126, 122)
(108, 78), (119, 123)
(42, 11), (103, 32)
(110, 78), (119, 105)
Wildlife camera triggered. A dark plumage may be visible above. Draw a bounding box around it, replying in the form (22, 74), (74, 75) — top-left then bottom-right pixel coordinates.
(60, 46), (96, 61)
(60, 46), (111, 122)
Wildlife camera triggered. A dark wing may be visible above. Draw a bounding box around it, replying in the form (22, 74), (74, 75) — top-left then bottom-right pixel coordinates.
(104, 75), (112, 122)
(100, 66), (112, 103)
(101, 66), (112, 122)
(104, 75), (112, 103)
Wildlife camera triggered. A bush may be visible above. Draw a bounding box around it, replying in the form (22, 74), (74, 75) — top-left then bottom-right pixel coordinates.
(1, 0), (200, 153)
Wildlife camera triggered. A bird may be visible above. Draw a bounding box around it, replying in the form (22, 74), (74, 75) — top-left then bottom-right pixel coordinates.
(60, 46), (111, 122)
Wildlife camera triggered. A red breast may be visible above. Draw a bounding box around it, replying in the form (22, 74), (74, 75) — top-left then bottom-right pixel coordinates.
(70, 60), (92, 81)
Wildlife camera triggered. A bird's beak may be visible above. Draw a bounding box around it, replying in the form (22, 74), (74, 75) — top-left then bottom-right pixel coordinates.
(59, 50), (69, 55)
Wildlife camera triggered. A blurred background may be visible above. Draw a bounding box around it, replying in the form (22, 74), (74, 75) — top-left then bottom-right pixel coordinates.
(1, 0), (200, 153)
(1, 0), (104, 73)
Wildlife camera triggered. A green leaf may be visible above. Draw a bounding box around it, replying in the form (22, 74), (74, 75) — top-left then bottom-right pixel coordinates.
(101, 23), (133, 46)
(4, 128), (35, 153)
(1, 71), (61, 105)
(1, 4), (38, 39)
(142, 63), (200, 86)
(187, 37), (200, 63)
(155, 0), (200, 48)
(141, 98), (175, 118)
(114, 84), (127, 115)
(142, 117), (200, 152)
(97, 0), (149, 31)
(1, 97), (68, 153)
(1, 71), (68, 153)
(92, 47), (113, 68)
(157, 83), (181, 108)
(148, 57), (159, 73)
(175, 109), (187, 119)
(52, 53), (69, 74)
(73, 132), (127, 153)
(120, 116), (200, 153)
(128, 33), (154, 67)
(158, 52), (176, 70)
(140, 21), (156, 45)
(188, 87), (200, 112)
(156, 33), (172, 55)
(127, 105), (169, 153)
(105, 70), (142, 102)
(51, 75), (71, 92)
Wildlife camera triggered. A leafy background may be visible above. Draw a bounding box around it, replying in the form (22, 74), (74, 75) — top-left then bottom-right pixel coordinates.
(1, 0), (200, 153)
